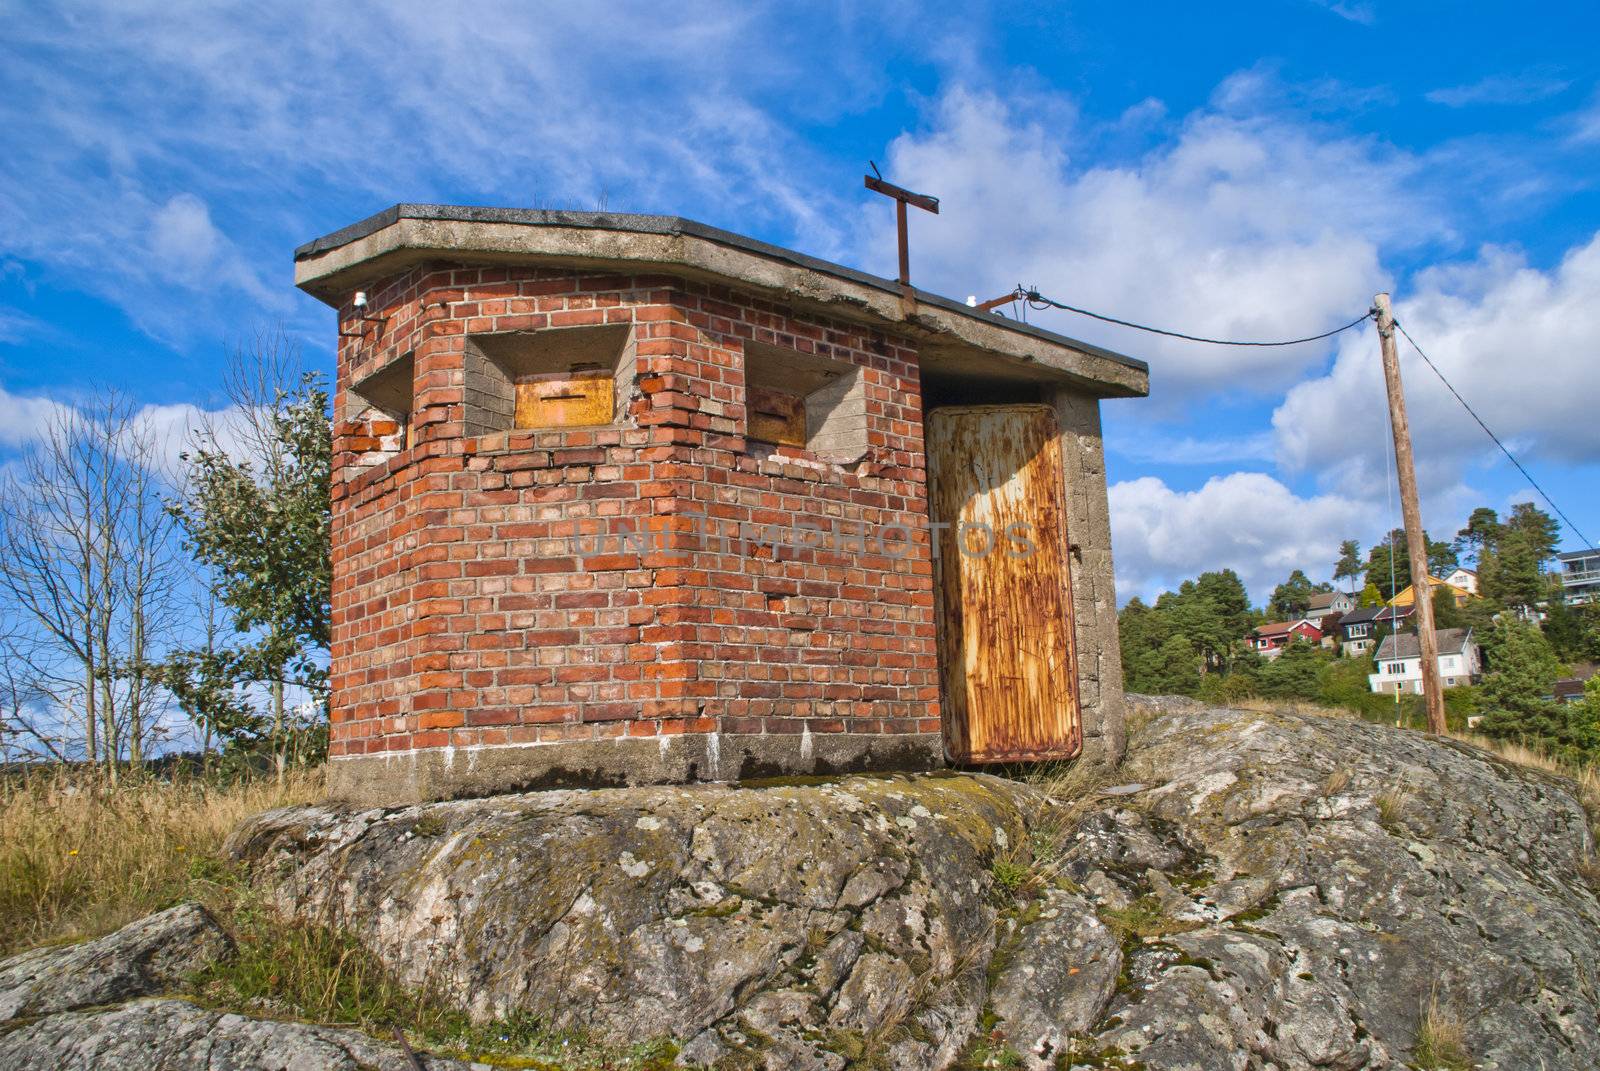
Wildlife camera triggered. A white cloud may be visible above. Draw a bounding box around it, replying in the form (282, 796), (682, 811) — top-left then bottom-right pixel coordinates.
(1307, 0), (1377, 26)
(866, 86), (1441, 404)
(0, 306), (45, 344)
(0, 381), (246, 482)
(0, 385), (73, 448)
(131, 400), (254, 480)
(0, 3), (859, 340)
(1110, 473), (1365, 604)
(1426, 74), (1570, 108)
(1274, 232), (1600, 500)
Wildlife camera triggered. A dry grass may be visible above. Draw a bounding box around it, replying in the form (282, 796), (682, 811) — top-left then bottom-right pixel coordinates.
(1003, 757), (1117, 894)
(1323, 766), (1353, 797)
(0, 767), (321, 957)
(1413, 992), (1472, 1070)
(1374, 785), (1412, 830)
(1231, 696), (1361, 721)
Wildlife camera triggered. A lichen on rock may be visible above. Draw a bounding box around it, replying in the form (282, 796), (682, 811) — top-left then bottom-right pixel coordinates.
(7, 698), (1596, 1070)
(226, 702), (1600, 1070)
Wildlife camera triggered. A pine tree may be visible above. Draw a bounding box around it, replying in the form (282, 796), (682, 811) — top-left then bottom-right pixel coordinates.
(1483, 503), (1560, 611)
(1333, 540), (1363, 594)
(1475, 617), (1592, 760)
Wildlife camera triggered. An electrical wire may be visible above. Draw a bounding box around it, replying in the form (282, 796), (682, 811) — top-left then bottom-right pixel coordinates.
(1019, 288), (1374, 347)
(1394, 321), (1593, 548)
(1005, 280), (1590, 547)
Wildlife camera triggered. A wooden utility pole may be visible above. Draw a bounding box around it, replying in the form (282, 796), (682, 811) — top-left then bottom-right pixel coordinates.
(1373, 293), (1446, 734)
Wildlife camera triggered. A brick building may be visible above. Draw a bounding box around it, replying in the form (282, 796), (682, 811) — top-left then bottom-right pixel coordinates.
(296, 206), (1149, 804)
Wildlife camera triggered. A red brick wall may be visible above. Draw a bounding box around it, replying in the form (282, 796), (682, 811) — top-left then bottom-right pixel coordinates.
(329, 263), (941, 763)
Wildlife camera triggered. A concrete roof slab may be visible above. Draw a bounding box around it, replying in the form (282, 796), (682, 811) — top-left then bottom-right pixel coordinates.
(295, 205), (1150, 399)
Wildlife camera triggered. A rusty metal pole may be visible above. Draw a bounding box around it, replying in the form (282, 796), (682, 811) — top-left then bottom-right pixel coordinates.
(1374, 293), (1447, 734)
(896, 198), (910, 289)
(864, 168), (938, 313)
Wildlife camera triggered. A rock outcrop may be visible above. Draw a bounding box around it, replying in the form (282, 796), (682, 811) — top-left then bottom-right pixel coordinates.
(228, 772), (1031, 1070)
(228, 698), (1600, 1070)
(4, 698), (1597, 1070)
(0, 998), (473, 1070)
(0, 904), (471, 1070)
(0, 903), (229, 1020)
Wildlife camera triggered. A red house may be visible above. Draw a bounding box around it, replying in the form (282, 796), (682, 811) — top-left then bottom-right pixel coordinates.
(1250, 619), (1323, 660)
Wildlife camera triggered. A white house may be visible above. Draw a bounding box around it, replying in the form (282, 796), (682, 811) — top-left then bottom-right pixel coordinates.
(1442, 567), (1479, 596)
(1368, 628), (1481, 695)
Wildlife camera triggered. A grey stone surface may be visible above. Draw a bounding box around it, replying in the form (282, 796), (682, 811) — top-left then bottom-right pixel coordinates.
(15, 698), (1597, 1070)
(0, 902), (230, 1020)
(274, 700), (1600, 1069)
(0, 998), (473, 1070)
(989, 889), (1121, 1070)
(1093, 695), (1600, 1071)
(231, 773), (1030, 1068)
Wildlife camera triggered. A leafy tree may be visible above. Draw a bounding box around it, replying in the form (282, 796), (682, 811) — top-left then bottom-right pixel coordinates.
(1365, 531), (1409, 601)
(1255, 640), (1330, 701)
(1120, 570), (1260, 695)
(1158, 569), (1255, 674)
(1365, 529), (1456, 601)
(1151, 635), (1203, 696)
(1357, 581), (1384, 608)
(1118, 598), (1174, 695)
(158, 646), (264, 767)
(172, 355), (331, 771)
(1193, 569), (1254, 638)
(1333, 540), (1363, 594)
(1269, 569), (1319, 619)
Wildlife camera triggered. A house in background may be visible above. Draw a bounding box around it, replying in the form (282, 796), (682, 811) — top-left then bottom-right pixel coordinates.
(1389, 574), (1476, 610)
(1367, 628), (1481, 694)
(1558, 549), (1600, 604)
(1442, 566), (1478, 595)
(1304, 590), (1356, 629)
(1336, 604), (1414, 658)
(1549, 664), (1597, 703)
(1250, 619), (1323, 660)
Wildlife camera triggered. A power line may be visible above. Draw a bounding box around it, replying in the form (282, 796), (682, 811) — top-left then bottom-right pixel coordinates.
(1394, 320), (1593, 549)
(1019, 287), (1374, 347)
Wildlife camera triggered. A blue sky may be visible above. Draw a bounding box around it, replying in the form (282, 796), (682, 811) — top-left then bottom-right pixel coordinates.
(2, 0), (1597, 605)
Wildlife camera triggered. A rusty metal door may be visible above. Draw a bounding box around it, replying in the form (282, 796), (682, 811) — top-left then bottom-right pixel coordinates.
(926, 404), (1080, 763)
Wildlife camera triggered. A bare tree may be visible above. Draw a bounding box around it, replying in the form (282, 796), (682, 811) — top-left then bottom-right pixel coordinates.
(0, 393), (182, 777)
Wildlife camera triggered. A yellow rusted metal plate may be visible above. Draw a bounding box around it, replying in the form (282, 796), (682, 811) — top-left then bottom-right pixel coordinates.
(926, 404), (1080, 763)
(514, 371), (614, 429)
(747, 385), (806, 448)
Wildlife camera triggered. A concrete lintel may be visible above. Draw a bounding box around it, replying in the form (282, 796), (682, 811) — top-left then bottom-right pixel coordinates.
(326, 731), (947, 808)
(294, 207), (1150, 400)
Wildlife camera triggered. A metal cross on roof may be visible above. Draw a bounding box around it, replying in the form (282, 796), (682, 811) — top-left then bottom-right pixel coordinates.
(864, 162), (939, 307)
